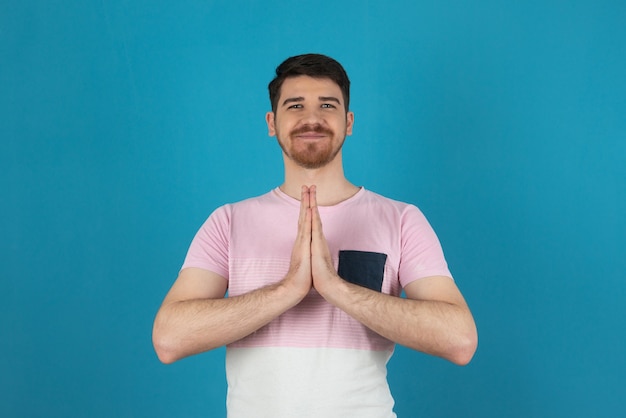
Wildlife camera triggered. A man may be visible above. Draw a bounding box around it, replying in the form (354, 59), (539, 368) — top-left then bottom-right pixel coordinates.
(153, 53), (477, 417)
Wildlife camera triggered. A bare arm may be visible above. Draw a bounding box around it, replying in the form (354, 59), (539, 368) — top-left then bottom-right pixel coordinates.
(152, 187), (314, 364)
(152, 268), (308, 364)
(308, 186), (477, 365)
(316, 274), (477, 365)
(153, 267), (311, 363)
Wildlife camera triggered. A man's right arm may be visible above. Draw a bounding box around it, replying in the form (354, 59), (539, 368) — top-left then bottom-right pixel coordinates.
(152, 187), (314, 364)
(152, 267), (307, 364)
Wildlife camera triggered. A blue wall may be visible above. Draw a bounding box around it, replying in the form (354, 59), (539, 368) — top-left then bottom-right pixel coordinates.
(2, 1), (625, 416)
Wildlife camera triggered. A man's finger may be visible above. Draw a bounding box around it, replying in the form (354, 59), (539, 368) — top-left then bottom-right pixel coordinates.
(298, 186), (310, 228)
(309, 185), (324, 237)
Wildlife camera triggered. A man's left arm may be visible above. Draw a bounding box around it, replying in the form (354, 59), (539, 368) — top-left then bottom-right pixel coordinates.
(309, 187), (477, 365)
(315, 273), (477, 365)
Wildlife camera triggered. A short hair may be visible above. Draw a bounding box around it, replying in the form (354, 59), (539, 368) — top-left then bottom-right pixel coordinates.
(268, 53), (351, 113)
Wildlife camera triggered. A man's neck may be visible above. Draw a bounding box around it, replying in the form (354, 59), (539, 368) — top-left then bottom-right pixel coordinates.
(280, 156), (359, 206)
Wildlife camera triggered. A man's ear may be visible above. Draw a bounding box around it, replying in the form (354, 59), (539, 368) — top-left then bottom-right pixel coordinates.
(266, 112), (276, 137)
(346, 111), (355, 136)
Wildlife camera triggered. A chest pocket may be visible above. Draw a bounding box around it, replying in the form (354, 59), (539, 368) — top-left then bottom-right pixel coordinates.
(337, 250), (388, 292)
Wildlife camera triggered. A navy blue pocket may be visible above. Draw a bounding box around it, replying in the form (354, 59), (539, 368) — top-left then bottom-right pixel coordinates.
(337, 250), (387, 292)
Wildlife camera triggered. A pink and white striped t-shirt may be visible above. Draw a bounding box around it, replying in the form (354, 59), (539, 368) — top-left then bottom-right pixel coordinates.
(182, 187), (452, 417)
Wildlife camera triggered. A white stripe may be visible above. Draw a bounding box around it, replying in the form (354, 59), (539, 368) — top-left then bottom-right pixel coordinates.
(226, 346), (397, 418)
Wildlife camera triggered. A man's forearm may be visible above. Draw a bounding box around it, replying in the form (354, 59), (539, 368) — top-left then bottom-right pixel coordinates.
(320, 277), (477, 365)
(153, 280), (304, 364)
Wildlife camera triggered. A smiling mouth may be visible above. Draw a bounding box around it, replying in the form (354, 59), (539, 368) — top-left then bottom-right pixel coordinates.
(294, 132), (327, 140)
(290, 124), (333, 139)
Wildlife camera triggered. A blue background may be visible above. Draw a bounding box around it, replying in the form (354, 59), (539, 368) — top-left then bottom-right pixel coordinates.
(2, 1), (625, 417)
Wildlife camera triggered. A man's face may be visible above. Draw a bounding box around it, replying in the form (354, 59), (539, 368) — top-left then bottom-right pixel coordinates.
(266, 76), (354, 169)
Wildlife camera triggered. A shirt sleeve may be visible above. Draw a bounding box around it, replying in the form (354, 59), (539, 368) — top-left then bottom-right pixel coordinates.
(180, 204), (231, 280)
(398, 204), (452, 288)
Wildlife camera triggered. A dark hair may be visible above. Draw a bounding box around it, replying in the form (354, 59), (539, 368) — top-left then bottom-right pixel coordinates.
(268, 53), (351, 113)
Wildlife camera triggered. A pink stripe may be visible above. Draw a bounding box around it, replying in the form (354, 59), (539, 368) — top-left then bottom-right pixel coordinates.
(228, 258), (397, 351)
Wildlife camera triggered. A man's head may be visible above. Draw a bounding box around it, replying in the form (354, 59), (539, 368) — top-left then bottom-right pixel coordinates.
(268, 54), (350, 113)
(265, 54), (354, 170)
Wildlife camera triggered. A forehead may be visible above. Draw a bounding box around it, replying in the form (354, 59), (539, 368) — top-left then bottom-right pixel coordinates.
(279, 76), (343, 101)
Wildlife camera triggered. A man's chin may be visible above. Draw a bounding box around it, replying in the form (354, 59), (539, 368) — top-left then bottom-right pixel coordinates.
(279, 137), (343, 169)
(290, 150), (338, 169)
(291, 157), (327, 169)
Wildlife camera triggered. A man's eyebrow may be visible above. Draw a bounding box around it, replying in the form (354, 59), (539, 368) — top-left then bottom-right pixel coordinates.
(281, 97), (304, 107)
(319, 96), (341, 104)
(281, 96), (342, 107)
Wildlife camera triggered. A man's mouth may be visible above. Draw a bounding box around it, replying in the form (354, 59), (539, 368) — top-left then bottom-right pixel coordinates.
(295, 132), (326, 139)
(290, 125), (333, 139)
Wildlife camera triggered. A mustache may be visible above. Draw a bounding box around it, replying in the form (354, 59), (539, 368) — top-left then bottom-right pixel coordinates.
(290, 124), (333, 136)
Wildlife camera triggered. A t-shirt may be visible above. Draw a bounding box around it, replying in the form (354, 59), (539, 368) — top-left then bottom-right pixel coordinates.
(182, 187), (452, 418)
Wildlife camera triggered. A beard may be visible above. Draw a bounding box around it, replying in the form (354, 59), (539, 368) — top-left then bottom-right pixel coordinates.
(276, 123), (346, 169)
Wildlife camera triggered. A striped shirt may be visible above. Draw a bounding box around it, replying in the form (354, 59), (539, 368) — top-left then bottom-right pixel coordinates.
(182, 187), (452, 417)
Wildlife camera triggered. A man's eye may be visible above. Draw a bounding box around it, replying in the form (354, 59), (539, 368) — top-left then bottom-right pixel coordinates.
(321, 103), (336, 109)
(288, 104), (303, 109)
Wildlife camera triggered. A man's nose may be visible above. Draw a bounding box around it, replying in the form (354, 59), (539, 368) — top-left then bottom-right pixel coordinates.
(300, 107), (323, 124)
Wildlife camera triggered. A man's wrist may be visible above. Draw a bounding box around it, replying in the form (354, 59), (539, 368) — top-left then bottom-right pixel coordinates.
(277, 274), (310, 304)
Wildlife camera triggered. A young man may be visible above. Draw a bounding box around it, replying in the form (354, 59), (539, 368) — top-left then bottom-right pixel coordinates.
(153, 53), (477, 417)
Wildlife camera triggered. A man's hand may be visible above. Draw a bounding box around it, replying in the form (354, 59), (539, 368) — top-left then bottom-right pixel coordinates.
(282, 186), (314, 299)
(309, 185), (343, 296)
(283, 185), (341, 299)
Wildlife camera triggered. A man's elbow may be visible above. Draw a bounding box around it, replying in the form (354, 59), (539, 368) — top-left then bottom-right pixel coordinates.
(153, 333), (178, 364)
(154, 347), (179, 365)
(448, 329), (478, 366)
(152, 321), (185, 365)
